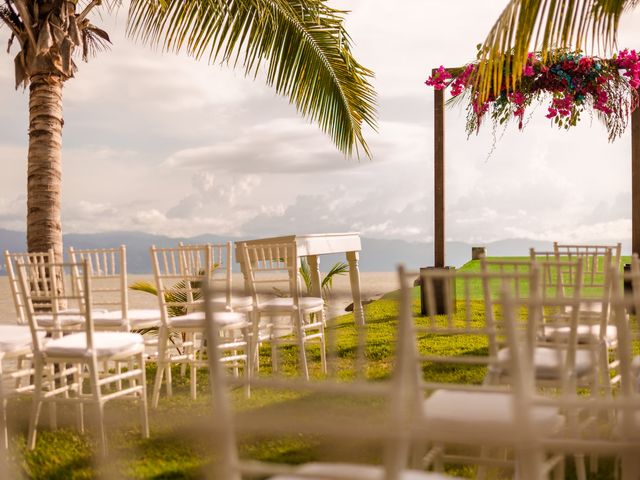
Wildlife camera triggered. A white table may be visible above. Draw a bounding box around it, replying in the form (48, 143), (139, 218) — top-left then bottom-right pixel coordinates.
(235, 233), (365, 326)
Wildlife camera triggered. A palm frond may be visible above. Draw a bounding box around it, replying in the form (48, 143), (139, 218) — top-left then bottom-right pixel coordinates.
(129, 280), (159, 296)
(472, 0), (639, 103)
(320, 261), (348, 298)
(299, 257), (312, 293)
(129, 279), (197, 317)
(126, 0), (376, 158)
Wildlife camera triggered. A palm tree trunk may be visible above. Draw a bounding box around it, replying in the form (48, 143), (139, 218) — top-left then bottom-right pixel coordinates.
(26, 73), (63, 261)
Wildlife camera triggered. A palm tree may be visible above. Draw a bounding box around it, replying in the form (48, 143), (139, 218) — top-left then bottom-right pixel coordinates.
(472, 0), (638, 104)
(0, 1), (376, 260)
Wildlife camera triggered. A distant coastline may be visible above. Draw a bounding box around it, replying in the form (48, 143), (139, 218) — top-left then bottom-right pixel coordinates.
(0, 228), (631, 273)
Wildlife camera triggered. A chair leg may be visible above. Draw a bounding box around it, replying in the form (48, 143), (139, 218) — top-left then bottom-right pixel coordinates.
(115, 362), (123, 391)
(318, 324), (327, 375)
(190, 360), (198, 401)
(89, 361), (107, 457)
(46, 364), (57, 430)
(152, 328), (169, 408)
(0, 398), (7, 451)
(138, 353), (150, 439)
(295, 312), (309, 380)
(271, 319), (279, 374)
(243, 327), (251, 398)
(574, 453), (587, 480)
(27, 358), (44, 450)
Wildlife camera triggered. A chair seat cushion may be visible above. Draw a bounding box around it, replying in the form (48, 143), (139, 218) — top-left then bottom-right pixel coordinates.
(43, 332), (144, 358)
(35, 313), (85, 328)
(421, 390), (563, 444)
(497, 347), (595, 380)
(0, 325), (44, 354)
(32, 307), (109, 328)
(212, 295), (254, 310)
(168, 311), (247, 329)
(92, 309), (162, 328)
(260, 297), (323, 313)
(543, 324), (617, 345)
(270, 462), (457, 480)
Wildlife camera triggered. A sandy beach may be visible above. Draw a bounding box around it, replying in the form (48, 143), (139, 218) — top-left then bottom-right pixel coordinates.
(0, 272), (398, 325)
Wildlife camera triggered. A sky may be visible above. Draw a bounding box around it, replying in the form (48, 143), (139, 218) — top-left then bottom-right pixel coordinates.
(1, 1), (640, 245)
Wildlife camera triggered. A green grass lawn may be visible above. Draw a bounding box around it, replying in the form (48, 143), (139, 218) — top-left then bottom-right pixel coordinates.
(8, 258), (625, 479)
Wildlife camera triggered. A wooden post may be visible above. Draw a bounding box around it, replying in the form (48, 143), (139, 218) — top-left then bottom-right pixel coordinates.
(434, 83), (445, 268)
(633, 104), (640, 256)
(421, 73), (447, 315)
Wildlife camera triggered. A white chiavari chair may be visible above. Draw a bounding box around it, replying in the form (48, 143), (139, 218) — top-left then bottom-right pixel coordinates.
(479, 257), (601, 393)
(239, 241), (326, 380)
(150, 244), (251, 407)
(203, 277), (460, 480)
(68, 245), (162, 333)
(179, 241), (253, 314)
(4, 249), (88, 331)
(509, 261), (640, 479)
(530, 246), (619, 396)
(397, 264), (571, 478)
(17, 258), (149, 456)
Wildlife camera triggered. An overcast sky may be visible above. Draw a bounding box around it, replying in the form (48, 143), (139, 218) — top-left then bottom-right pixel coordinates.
(1, 1), (640, 245)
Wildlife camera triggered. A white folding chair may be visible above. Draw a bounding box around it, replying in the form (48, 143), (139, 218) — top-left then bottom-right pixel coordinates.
(150, 244), (251, 407)
(203, 278), (460, 480)
(68, 245), (162, 332)
(17, 258), (149, 456)
(397, 264), (571, 477)
(239, 241), (326, 380)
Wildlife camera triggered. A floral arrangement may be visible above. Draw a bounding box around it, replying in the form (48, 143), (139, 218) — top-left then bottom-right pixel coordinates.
(425, 50), (640, 140)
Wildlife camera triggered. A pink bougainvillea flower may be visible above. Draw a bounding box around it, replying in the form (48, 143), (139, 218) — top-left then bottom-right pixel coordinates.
(578, 57), (593, 71)
(508, 91), (525, 105)
(546, 107), (558, 119)
(450, 64), (474, 96)
(425, 65), (452, 90)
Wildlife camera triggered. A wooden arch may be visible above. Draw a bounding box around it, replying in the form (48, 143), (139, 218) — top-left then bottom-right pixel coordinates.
(431, 66), (640, 268)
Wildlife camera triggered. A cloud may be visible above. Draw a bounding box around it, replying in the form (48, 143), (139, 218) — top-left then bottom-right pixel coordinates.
(240, 185), (431, 241)
(0, 195), (25, 230)
(166, 172), (261, 219)
(164, 118), (360, 174)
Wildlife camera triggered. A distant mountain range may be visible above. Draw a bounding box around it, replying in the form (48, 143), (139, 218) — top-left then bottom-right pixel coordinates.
(0, 228), (631, 274)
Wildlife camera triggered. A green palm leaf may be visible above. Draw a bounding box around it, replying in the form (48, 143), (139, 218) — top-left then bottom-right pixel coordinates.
(472, 0), (639, 104)
(126, 0), (377, 158)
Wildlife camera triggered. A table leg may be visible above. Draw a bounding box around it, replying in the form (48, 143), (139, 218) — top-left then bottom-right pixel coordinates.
(307, 255), (322, 298)
(346, 251), (365, 327)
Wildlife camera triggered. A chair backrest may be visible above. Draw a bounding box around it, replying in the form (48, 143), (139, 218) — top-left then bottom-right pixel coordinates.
(16, 259), (93, 350)
(150, 244), (212, 325)
(406, 264), (539, 395)
(553, 242), (620, 290)
(180, 241), (233, 309)
(202, 279), (413, 480)
(4, 249), (55, 325)
(68, 245), (128, 315)
(239, 241), (301, 309)
(483, 256), (590, 343)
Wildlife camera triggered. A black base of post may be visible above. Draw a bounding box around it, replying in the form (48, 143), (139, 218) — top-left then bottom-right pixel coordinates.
(420, 266), (456, 315)
(624, 263), (635, 315)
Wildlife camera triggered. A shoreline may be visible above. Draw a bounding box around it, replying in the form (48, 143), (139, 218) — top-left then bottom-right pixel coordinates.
(0, 272), (398, 325)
